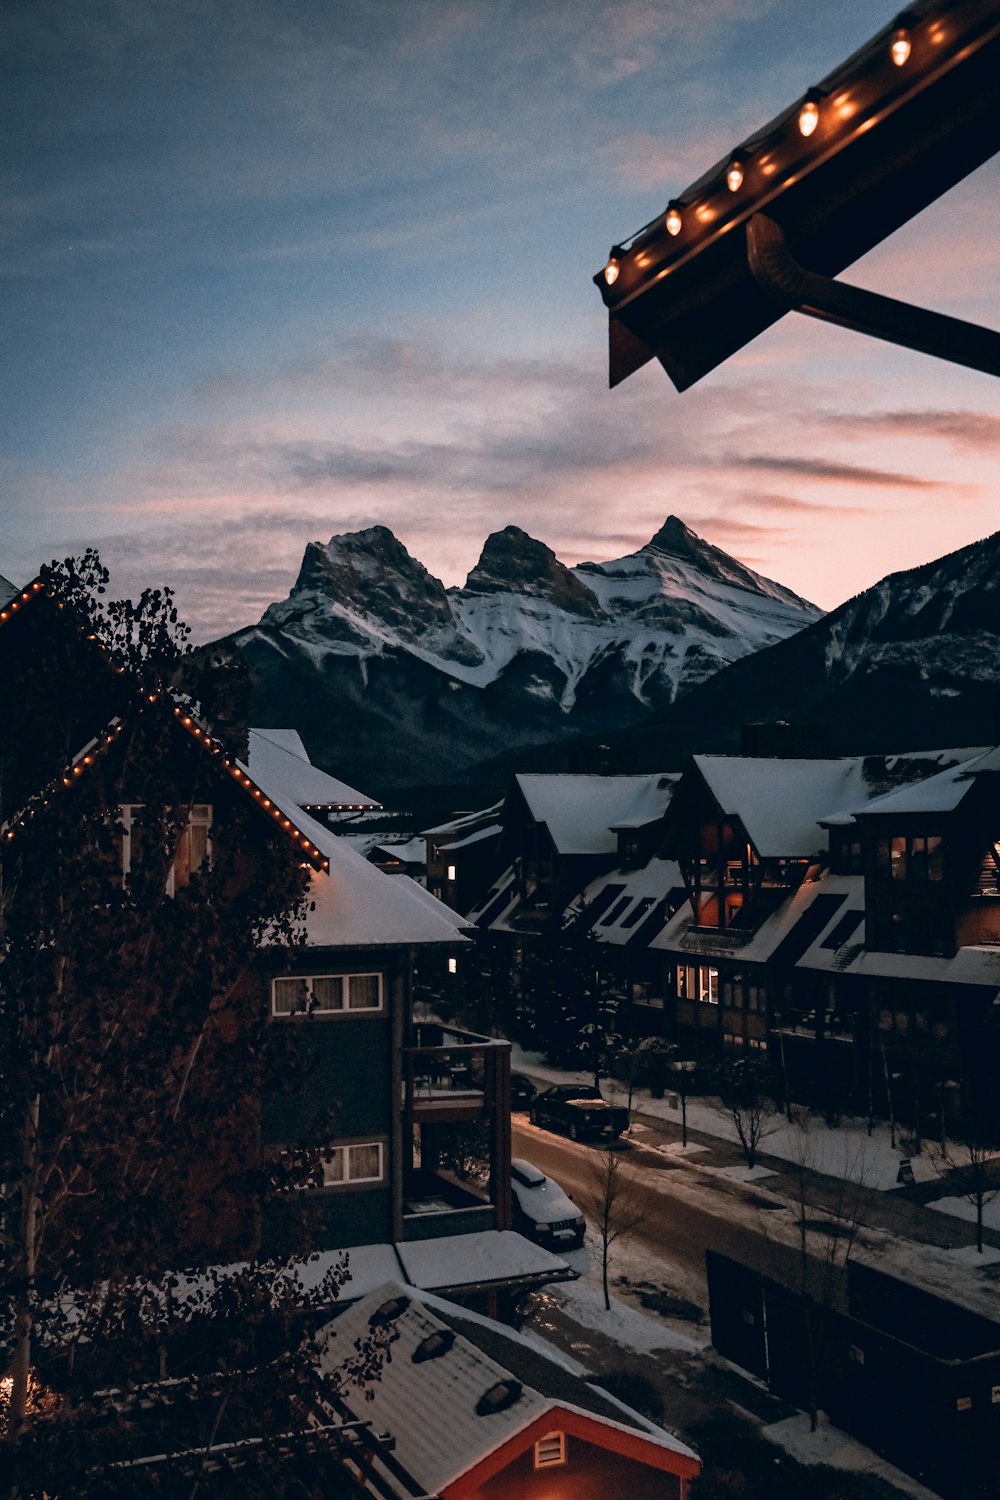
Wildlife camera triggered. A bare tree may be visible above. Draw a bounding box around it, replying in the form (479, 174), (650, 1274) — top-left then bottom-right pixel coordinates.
(713, 1054), (778, 1170)
(932, 1130), (1000, 1254)
(582, 1149), (644, 1311)
(780, 1121), (872, 1432)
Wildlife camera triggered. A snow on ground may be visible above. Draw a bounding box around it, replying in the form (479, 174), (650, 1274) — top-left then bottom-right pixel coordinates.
(697, 1163), (778, 1183)
(763, 1413), (942, 1500)
(511, 1043), (942, 1190)
(553, 1274), (702, 1354)
(548, 1238), (706, 1354)
(926, 1193), (1000, 1231)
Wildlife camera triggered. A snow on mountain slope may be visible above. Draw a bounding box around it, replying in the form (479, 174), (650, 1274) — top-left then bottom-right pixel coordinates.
(246, 517), (820, 710)
(222, 517), (820, 788)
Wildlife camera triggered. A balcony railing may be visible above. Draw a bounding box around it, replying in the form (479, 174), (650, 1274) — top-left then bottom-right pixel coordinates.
(401, 1023), (509, 1122)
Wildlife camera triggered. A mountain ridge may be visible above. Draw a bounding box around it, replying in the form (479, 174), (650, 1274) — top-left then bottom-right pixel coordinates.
(217, 516), (821, 790)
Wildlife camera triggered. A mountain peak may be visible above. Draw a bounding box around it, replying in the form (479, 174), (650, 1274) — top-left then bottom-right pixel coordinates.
(642, 515), (816, 609)
(289, 525), (459, 639)
(461, 526), (602, 617)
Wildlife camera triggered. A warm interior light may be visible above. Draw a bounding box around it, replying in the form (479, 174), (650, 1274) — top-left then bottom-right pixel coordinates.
(665, 202), (683, 236)
(603, 254), (620, 286)
(798, 92), (820, 136)
(726, 154), (745, 192)
(891, 25), (912, 65)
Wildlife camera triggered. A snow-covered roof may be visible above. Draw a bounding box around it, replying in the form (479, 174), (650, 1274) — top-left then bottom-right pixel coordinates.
(652, 869), (849, 966)
(470, 867), (520, 930)
(247, 727), (379, 809)
(573, 858), (685, 947)
(693, 756), (879, 857)
(423, 801), (504, 839)
(242, 763), (467, 948)
(318, 1280), (698, 1496)
(515, 773), (675, 855)
(439, 823), (502, 853)
(851, 745), (1000, 818)
(370, 835), (426, 864)
(0, 573), (18, 607)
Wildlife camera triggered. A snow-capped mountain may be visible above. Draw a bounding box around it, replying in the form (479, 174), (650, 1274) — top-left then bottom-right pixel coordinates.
(568, 525), (1000, 774)
(219, 518), (820, 789)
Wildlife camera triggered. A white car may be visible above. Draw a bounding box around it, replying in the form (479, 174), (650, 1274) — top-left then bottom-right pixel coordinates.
(510, 1157), (585, 1249)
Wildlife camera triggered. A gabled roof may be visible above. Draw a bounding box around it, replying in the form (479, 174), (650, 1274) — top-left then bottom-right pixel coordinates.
(692, 755), (874, 858)
(423, 801), (504, 840)
(246, 767), (469, 948)
(247, 728), (379, 811)
(318, 1281), (699, 1497)
(851, 745), (1000, 818)
(514, 774), (676, 855)
(3, 702), (331, 872)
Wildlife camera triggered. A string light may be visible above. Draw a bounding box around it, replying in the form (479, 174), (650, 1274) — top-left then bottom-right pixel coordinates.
(890, 17), (913, 66)
(603, 251), (621, 286)
(798, 90), (821, 136)
(665, 201), (683, 236)
(726, 153), (746, 192)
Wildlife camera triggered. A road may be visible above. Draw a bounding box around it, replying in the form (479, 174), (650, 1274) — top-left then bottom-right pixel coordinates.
(513, 1114), (842, 1301)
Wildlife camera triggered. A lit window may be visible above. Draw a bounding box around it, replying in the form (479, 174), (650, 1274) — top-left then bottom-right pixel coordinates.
(272, 972), (383, 1017)
(168, 805), (213, 892)
(447, 864), (457, 881)
(534, 1431), (567, 1468)
(122, 803), (213, 893)
(448, 956), (458, 975)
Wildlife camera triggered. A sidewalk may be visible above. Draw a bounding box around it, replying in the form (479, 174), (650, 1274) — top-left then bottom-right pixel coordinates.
(627, 1104), (1000, 1256)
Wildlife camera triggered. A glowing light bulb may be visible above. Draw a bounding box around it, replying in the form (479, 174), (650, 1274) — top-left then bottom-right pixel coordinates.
(726, 154), (745, 193)
(665, 202), (683, 236)
(891, 25), (911, 65)
(798, 92), (821, 136)
(603, 254), (620, 286)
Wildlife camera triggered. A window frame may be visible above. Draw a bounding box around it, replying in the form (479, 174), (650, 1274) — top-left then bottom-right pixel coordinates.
(271, 971), (384, 1018)
(320, 1140), (384, 1188)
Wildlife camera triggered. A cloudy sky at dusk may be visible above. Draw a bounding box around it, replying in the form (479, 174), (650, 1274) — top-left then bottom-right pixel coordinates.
(4, 0), (998, 640)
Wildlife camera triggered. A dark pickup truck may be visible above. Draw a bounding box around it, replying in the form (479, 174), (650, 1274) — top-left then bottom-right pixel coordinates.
(529, 1084), (629, 1141)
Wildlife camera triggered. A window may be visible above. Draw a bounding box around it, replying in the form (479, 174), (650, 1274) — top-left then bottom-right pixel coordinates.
(447, 864), (457, 881)
(121, 803), (212, 892)
(875, 833), (943, 882)
(676, 963), (718, 1004)
(320, 1141), (383, 1186)
(272, 972), (383, 1017)
(447, 956), (458, 975)
(534, 1431), (567, 1468)
(167, 805), (212, 893)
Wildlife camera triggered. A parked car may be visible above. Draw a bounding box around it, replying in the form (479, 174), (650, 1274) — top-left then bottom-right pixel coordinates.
(509, 1072), (538, 1110)
(529, 1084), (629, 1141)
(510, 1158), (585, 1249)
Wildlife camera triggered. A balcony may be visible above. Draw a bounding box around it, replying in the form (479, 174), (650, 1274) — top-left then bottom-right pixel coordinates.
(401, 1168), (496, 1242)
(401, 1023), (509, 1124)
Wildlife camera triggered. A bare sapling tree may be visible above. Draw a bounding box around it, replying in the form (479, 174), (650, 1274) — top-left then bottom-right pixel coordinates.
(932, 1109), (1000, 1254)
(713, 1054), (778, 1170)
(781, 1119), (872, 1432)
(583, 1148), (645, 1312)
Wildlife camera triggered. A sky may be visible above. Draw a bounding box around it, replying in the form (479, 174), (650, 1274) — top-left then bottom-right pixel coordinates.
(3, 0), (999, 641)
